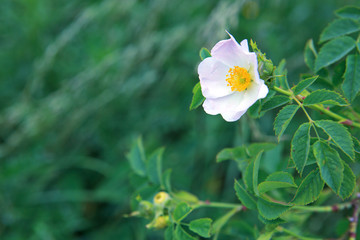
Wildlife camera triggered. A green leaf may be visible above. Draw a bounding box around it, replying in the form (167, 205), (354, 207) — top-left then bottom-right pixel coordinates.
(244, 151), (263, 195)
(313, 141), (344, 193)
(189, 218), (212, 238)
(211, 208), (238, 235)
(292, 170), (324, 205)
(126, 137), (146, 176)
(234, 180), (257, 210)
(353, 137), (360, 154)
(274, 59), (289, 89)
(162, 169), (172, 193)
(175, 225), (197, 240)
(339, 162), (356, 200)
(199, 47), (211, 60)
(315, 36), (356, 72)
(314, 120), (355, 160)
(257, 198), (291, 220)
(258, 172), (297, 194)
(292, 76), (318, 95)
(303, 89), (348, 106)
(247, 143), (277, 157)
(336, 6), (360, 20)
(274, 105), (299, 141)
(216, 146), (246, 163)
(146, 147), (164, 185)
(173, 202), (192, 222)
(190, 82), (205, 110)
(172, 191), (199, 204)
(257, 230), (276, 240)
(165, 225), (174, 240)
(342, 54), (360, 102)
(291, 123), (311, 175)
(258, 214), (286, 225)
(261, 95), (291, 112)
(304, 39), (317, 71)
(320, 18), (360, 43)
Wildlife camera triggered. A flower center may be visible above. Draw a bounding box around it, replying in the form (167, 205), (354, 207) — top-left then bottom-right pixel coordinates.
(226, 66), (252, 92)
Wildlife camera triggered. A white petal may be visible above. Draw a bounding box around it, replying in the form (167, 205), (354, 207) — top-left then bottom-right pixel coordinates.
(210, 35), (250, 68)
(221, 109), (246, 122)
(203, 92), (244, 115)
(240, 39), (249, 53)
(198, 57), (233, 98)
(258, 82), (269, 99)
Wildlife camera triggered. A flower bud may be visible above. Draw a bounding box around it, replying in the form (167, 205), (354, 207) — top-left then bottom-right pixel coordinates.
(146, 215), (170, 229)
(153, 192), (171, 207)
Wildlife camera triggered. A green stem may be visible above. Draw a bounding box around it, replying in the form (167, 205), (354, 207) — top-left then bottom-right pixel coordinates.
(273, 86), (360, 129)
(193, 201), (243, 209)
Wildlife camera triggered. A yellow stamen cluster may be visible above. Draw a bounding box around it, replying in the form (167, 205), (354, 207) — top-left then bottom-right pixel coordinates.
(226, 66), (252, 92)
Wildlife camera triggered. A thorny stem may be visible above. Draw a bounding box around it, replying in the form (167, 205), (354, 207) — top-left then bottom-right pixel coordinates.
(273, 86), (360, 129)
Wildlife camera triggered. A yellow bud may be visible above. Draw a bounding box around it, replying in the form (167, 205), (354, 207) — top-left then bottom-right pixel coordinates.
(153, 215), (169, 229)
(153, 192), (171, 207)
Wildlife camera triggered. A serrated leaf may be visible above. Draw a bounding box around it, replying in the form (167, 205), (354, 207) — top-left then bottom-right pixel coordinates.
(173, 202), (192, 222)
(313, 140), (344, 193)
(247, 143), (277, 157)
(175, 225), (197, 240)
(291, 123), (311, 175)
(234, 180), (257, 210)
(333, 61), (346, 86)
(257, 198), (291, 220)
(342, 54), (360, 102)
(146, 147), (164, 185)
(274, 59), (289, 89)
(190, 82), (205, 110)
(315, 36), (356, 72)
(320, 18), (360, 43)
(336, 6), (360, 20)
(258, 172), (297, 194)
(339, 162), (356, 200)
(304, 39), (317, 71)
(216, 146), (246, 163)
(244, 151), (263, 195)
(261, 95), (291, 112)
(199, 47), (211, 60)
(126, 137), (146, 176)
(314, 120), (355, 160)
(274, 105), (299, 141)
(353, 137), (360, 154)
(292, 170), (324, 205)
(258, 214), (286, 225)
(189, 218), (212, 238)
(292, 76), (318, 95)
(303, 89), (348, 106)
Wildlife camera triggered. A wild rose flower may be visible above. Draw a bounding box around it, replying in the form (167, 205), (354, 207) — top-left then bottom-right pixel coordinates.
(198, 32), (268, 122)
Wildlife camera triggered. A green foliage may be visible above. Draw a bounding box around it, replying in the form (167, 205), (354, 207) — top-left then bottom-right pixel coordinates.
(303, 89), (348, 106)
(304, 39), (317, 71)
(190, 82), (205, 110)
(313, 140), (344, 193)
(127, 137), (147, 176)
(314, 120), (355, 159)
(274, 105), (299, 141)
(336, 5), (360, 19)
(258, 172), (297, 194)
(257, 198), (291, 220)
(199, 48), (212, 60)
(315, 36), (356, 71)
(173, 202), (192, 222)
(175, 225), (197, 240)
(147, 147), (165, 185)
(261, 95), (291, 112)
(291, 123), (311, 175)
(244, 151), (263, 195)
(319, 18), (360, 43)
(292, 75), (318, 95)
(189, 218), (213, 238)
(234, 180), (257, 210)
(339, 162), (356, 199)
(342, 53), (360, 102)
(292, 170), (324, 205)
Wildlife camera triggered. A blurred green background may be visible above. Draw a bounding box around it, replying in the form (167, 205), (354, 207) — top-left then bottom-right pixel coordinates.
(0, 0), (358, 239)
